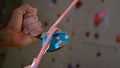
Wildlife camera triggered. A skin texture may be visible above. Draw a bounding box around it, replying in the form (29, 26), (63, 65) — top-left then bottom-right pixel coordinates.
(0, 4), (43, 48)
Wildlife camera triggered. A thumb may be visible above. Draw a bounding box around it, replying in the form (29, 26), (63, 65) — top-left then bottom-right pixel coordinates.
(18, 33), (37, 46)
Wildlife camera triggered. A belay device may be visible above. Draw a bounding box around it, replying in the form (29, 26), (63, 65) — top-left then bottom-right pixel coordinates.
(41, 31), (70, 51)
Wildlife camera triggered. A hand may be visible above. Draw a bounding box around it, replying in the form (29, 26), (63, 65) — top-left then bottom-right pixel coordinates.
(0, 4), (43, 48)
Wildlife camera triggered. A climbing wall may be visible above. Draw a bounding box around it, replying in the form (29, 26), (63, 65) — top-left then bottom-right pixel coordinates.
(2, 0), (120, 68)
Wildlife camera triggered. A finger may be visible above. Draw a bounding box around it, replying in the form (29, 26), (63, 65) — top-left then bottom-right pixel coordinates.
(23, 28), (30, 35)
(28, 21), (41, 29)
(30, 28), (43, 37)
(24, 13), (38, 21)
(23, 21), (41, 34)
(25, 4), (37, 15)
(18, 4), (37, 16)
(23, 16), (37, 27)
(7, 4), (37, 32)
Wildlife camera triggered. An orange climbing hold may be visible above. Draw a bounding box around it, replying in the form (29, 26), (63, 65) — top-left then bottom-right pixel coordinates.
(116, 35), (120, 42)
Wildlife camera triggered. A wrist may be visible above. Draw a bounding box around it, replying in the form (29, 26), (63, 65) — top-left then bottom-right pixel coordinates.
(0, 28), (15, 48)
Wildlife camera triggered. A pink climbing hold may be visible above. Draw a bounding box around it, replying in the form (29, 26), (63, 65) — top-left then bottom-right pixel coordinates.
(94, 10), (107, 26)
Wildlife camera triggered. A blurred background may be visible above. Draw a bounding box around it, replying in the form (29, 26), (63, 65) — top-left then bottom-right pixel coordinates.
(1, 0), (120, 68)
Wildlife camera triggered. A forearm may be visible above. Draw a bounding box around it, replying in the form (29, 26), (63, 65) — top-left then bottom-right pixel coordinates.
(0, 28), (14, 48)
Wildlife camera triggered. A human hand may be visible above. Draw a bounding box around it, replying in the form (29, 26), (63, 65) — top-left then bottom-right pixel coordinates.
(0, 4), (43, 48)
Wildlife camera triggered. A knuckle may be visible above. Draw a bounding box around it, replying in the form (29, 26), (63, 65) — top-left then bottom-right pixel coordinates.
(13, 8), (22, 14)
(13, 8), (20, 13)
(34, 8), (37, 12)
(23, 4), (30, 8)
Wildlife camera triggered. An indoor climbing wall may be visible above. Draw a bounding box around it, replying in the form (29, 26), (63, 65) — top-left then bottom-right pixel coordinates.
(2, 0), (120, 68)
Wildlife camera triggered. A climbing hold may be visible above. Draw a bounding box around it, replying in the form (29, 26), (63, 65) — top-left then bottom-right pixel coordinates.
(75, 0), (82, 9)
(85, 32), (90, 38)
(94, 10), (107, 26)
(116, 35), (120, 43)
(94, 32), (100, 39)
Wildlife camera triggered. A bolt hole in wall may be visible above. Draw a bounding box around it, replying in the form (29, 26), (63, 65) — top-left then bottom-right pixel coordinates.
(2, 0), (120, 68)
